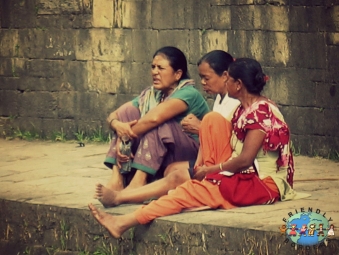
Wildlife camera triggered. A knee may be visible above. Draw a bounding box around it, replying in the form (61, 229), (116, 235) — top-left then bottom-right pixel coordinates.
(166, 170), (190, 187)
(202, 112), (223, 123)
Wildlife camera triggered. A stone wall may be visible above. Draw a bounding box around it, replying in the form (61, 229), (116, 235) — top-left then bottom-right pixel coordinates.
(0, 0), (338, 157)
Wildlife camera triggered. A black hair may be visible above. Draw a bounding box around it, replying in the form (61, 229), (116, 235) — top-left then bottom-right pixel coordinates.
(228, 58), (267, 94)
(197, 50), (234, 76)
(153, 46), (190, 80)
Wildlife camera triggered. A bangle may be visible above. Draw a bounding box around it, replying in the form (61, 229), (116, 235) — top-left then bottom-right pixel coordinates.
(219, 163), (223, 171)
(109, 118), (118, 130)
(109, 118), (118, 125)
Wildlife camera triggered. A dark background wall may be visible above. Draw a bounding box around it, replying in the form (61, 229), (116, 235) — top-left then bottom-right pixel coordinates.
(0, 0), (338, 158)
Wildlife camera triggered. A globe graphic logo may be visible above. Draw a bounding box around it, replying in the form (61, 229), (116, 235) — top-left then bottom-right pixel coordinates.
(286, 211), (329, 246)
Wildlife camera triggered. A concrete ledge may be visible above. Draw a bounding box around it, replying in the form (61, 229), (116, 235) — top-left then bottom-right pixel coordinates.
(0, 140), (338, 254)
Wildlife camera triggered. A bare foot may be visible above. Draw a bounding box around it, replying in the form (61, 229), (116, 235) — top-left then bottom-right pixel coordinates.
(88, 203), (124, 238)
(94, 183), (120, 208)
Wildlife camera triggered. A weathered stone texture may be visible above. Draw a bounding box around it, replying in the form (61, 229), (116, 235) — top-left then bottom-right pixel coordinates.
(121, 0), (152, 29)
(19, 29), (76, 60)
(75, 29), (132, 61)
(131, 29), (159, 62)
(289, 6), (327, 32)
(0, 90), (20, 116)
(93, 0), (113, 28)
(210, 5), (231, 30)
(202, 30), (228, 55)
(121, 62), (153, 94)
(151, 0), (186, 29)
(57, 91), (115, 121)
(254, 5), (290, 31)
(290, 33), (326, 69)
(87, 61), (120, 93)
(0, 29), (20, 58)
(18, 92), (58, 118)
(0, 1), (339, 156)
(0, 0), (37, 28)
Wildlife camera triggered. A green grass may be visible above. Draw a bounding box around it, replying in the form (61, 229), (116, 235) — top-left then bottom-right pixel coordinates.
(13, 128), (40, 141)
(290, 141), (301, 156)
(93, 242), (117, 255)
(52, 128), (66, 142)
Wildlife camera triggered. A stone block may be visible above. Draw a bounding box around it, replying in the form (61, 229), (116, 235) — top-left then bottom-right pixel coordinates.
(187, 30), (203, 65)
(217, 0), (254, 4)
(0, 58), (25, 77)
(25, 59), (65, 78)
(0, 29), (20, 58)
(121, 0), (152, 29)
(0, 0), (37, 28)
(263, 67), (318, 106)
(289, 6), (327, 32)
(36, 14), (93, 29)
(251, 32), (293, 65)
(36, 0), (87, 15)
(325, 5), (339, 31)
(87, 61), (121, 94)
(151, 0), (186, 29)
(19, 29), (76, 60)
(327, 45), (339, 68)
(202, 30), (228, 55)
(157, 30), (192, 61)
(93, 0), (113, 28)
(121, 62), (152, 95)
(254, 5), (289, 31)
(324, 0), (339, 6)
(226, 30), (250, 58)
(0, 90), (20, 116)
(289, 0), (325, 6)
(75, 29), (132, 61)
(210, 0), (232, 5)
(39, 118), (73, 139)
(320, 108), (339, 136)
(64, 61), (89, 91)
(0, 58), (14, 76)
(210, 5), (231, 30)
(18, 91), (58, 118)
(280, 106), (317, 135)
(114, 94), (136, 109)
(290, 32), (326, 68)
(326, 32), (339, 45)
(16, 77), (63, 92)
(315, 83), (339, 108)
(185, 0), (211, 29)
(325, 68), (339, 83)
(291, 134), (334, 157)
(131, 29), (159, 62)
(188, 63), (204, 93)
(0, 77), (20, 90)
(57, 91), (115, 121)
(36, 0), (61, 14)
(230, 5), (255, 30)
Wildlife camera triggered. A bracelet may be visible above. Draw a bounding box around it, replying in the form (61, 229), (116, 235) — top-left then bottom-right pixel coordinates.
(219, 163), (223, 171)
(109, 118), (118, 125)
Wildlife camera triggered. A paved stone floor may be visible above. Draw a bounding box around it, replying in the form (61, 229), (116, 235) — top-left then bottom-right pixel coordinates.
(0, 139), (338, 251)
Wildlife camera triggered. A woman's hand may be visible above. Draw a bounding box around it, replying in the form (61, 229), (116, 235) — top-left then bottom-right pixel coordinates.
(193, 165), (209, 181)
(181, 114), (201, 134)
(113, 120), (138, 139)
(116, 137), (134, 169)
